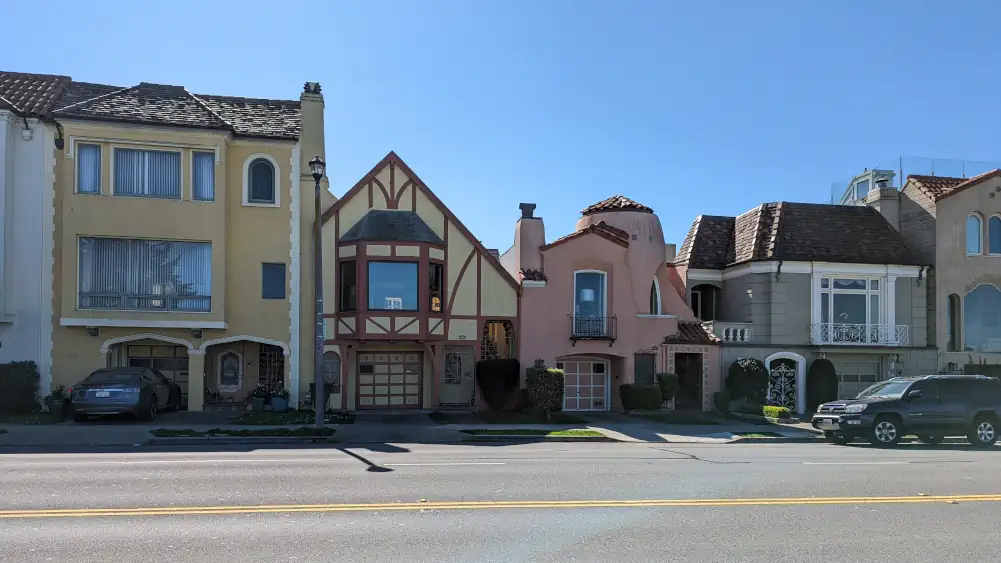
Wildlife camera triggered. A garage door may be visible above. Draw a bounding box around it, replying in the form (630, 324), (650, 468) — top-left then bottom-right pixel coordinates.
(839, 362), (879, 399)
(357, 352), (421, 409)
(557, 360), (609, 411)
(127, 345), (189, 407)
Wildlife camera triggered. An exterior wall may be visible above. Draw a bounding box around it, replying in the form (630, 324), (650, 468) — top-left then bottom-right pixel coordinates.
(935, 175), (1001, 368)
(0, 114), (55, 392)
(49, 120), (298, 405)
(898, 185), (938, 346)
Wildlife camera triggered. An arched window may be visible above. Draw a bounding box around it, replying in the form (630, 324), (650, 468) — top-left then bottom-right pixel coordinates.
(242, 154), (279, 206)
(322, 352), (341, 393)
(989, 216), (1001, 255)
(649, 279), (661, 315)
(947, 293), (961, 352)
(963, 285), (1001, 352)
(967, 214), (983, 255)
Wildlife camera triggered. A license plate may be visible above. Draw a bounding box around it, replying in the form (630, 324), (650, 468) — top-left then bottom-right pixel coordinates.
(819, 419), (838, 429)
(95, 391), (110, 398)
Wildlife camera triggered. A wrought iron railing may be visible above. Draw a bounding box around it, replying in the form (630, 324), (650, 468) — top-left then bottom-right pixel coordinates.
(810, 323), (909, 346)
(702, 321), (753, 343)
(569, 315), (617, 341)
(79, 293), (211, 312)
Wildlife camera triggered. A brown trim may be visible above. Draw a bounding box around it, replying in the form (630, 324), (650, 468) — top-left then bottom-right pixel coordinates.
(409, 180), (417, 210)
(366, 316), (390, 333)
(372, 177), (392, 209)
(367, 181), (373, 208)
(389, 161), (396, 203)
(447, 248), (476, 315)
(396, 317), (419, 332)
(476, 252), (482, 316)
(319, 151), (520, 294)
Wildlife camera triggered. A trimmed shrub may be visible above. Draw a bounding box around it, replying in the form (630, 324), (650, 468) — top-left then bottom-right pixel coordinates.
(762, 405), (791, 419)
(725, 358), (768, 404)
(713, 390), (730, 413)
(475, 358), (521, 411)
(655, 373), (678, 404)
(620, 384), (663, 411)
(526, 366), (564, 415)
(0, 361), (41, 414)
(806, 358), (838, 410)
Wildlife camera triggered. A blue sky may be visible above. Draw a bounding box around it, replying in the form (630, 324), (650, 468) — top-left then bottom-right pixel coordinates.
(8, 1), (1001, 250)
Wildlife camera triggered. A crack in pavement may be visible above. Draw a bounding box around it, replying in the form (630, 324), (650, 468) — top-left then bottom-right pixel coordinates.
(653, 448), (749, 464)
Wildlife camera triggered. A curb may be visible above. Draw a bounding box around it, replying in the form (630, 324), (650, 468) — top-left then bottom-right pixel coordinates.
(728, 436), (822, 444)
(149, 436), (335, 445)
(460, 435), (620, 443)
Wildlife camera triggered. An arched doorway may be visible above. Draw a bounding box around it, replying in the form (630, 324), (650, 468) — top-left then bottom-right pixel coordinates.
(764, 351), (807, 414)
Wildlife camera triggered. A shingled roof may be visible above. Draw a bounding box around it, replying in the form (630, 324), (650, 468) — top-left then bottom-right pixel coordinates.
(673, 202), (921, 269)
(0, 71), (71, 117)
(581, 195), (653, 216)
(339, 210), (444, 244)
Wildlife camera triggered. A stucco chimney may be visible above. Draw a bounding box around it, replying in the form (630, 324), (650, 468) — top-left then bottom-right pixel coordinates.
(665, 243), (676, 262)
(864, 180), (900, 231)
(299, 82), (326, 182)
(515, 203), (544, 272)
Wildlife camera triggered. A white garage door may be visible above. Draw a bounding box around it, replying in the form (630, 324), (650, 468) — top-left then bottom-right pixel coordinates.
(557, 360), (609, 411)
(839, 362), (879, 399)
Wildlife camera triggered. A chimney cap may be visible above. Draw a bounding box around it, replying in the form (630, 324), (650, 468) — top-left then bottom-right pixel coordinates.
(303, 82), (322, 94)
(519, 203), (537, 218)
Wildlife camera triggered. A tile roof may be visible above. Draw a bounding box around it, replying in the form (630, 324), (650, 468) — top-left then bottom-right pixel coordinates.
(664, 321), (720, 344)
(541, 221), (630, 251)
(674, 202), (921, 268)
(520, 268), (547, 282)
(921, 170), (1001, 203)
(581, 195), (653, 216)
(0, 71), (71, 117)
(906, 175), (968, 202)
(339, 210), (445, 244)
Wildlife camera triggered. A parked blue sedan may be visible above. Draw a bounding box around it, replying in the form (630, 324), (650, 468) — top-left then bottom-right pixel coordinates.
(70, 367), (182, 422)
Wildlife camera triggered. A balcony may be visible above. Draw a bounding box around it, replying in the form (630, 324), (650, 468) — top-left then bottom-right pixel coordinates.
(810, 323), (909, 346)
(703, 321), (753, 343)
(569, 315), (617, 345)
(79, 293), (212, 313)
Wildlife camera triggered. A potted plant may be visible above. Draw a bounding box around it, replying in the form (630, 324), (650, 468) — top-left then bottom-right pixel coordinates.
(249, 385), (269, 411)
(45, 386), (68, 417)
(270, 387), (290, 413)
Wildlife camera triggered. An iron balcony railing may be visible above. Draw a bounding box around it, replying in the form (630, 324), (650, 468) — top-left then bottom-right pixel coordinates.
(810, 323), (909, 346)
(79, 293), (211, 313)
(569, 315), (617, 342)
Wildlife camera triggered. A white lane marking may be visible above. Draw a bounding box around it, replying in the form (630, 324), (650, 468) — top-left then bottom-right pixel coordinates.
(803, 462), (908, 465)
(3, 458), (355, 467)
(384, 462), (506, 467)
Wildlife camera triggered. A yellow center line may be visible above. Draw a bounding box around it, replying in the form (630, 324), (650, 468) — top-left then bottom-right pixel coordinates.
(1, 494), (998, 519)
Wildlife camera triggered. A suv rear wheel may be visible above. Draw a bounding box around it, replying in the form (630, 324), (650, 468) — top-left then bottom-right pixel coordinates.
(869, 415), (902, 447)
(968, 415), (998, 448)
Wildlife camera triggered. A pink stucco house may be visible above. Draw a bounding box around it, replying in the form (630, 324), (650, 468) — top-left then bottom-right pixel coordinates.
(500, 196), (722, 412)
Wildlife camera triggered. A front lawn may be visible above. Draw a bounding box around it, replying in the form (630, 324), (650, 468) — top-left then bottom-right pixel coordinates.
(0, 413), (65, 425)
(475, 411), (587, 425)
(233, 410), (354, 425)
(461, 429), (604, 437)
(634, 412), (721, 425)
(151, 427), (336, 438)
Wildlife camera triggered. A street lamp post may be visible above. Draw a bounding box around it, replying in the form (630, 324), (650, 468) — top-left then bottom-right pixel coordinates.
(309, 155), (326, 429)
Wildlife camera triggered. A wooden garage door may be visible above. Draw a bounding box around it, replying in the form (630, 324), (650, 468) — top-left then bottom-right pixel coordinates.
(839, 362), (879, 399)
(557, 360), (609, 411)
(357, 352), (422, 409)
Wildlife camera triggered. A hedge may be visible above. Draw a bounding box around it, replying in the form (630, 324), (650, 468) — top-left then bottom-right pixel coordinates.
(713, 390), (730, 413)
(762, 405), (791, 419)
(655, 373), (678, 404)
(0, 361), (41, 414)
(475, 358), (521, 411)
(620, 384), (663, 411)
(806, 359), (838, 410)
(526, 366), (564, 415)
(725, 358), (768, 404)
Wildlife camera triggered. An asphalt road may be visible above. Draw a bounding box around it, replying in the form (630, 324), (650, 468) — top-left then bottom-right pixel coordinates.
(2, 442), (1000, 562)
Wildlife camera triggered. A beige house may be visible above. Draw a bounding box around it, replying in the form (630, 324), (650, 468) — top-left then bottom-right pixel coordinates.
(899, 171), (1001, 370)
(34, 74), (329, 411)
(320, 152), (520, 410)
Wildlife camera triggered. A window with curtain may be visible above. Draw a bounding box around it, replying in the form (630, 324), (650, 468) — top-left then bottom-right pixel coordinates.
(249, 158), (276, 204)
(989, 217), (1001, 255)
(962, 284), (1001, 352)
(192, 151), (215, 201)
(368, 261), (418, 310)
(967, 214), (983, 254)
(429, 262), (443, 312)
(322, 352), (342, 393)
(947, 293), (961, 352)
(113, 148), (181, 198)
(77, 144), (101, 194)
(573, 271), (606, 337)
(818, 277), (883, 343)
(78, 237), (212, 312)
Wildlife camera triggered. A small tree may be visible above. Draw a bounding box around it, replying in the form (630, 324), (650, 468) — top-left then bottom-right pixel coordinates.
(526, 365), (564, 420)
(725, 358), (768, 405)
(655, 373), (678, 406)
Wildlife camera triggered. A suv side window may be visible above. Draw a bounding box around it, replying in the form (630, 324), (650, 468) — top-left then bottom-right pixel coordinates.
(908, 380), (938, 399)
(971, 378), (1001, 401)
(937, 379), (970, 401)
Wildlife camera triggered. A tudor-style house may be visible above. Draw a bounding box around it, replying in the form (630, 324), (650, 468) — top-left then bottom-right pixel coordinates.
(503, 196), (721, 413)
(3, 70), (329, 411)
(671, 201), (938, 413)
(320, 152), (520, 410)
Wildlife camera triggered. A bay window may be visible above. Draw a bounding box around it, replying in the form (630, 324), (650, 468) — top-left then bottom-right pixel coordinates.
(816, 276), (891, 344)
(78, 237), (211, 312)
(368, 261), (418, 311)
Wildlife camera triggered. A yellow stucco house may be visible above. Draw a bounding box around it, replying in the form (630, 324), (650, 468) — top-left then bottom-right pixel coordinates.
(42, 76), (328, 411)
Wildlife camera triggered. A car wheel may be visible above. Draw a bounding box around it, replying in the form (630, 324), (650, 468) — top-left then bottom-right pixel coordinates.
(824, 431), (852, 445)
(868, 415), (902, 447)
(968, 415), (998, 447)
(917, 434), (943, 445)
(140, 396), (157, 422)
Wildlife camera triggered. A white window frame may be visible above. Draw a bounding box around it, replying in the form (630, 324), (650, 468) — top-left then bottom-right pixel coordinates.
(242, 153), (281, 208)
(811, 274), (896, 345)
(572, 270), (607, 337)
(989, 214), (1001, 256)
(967, 213), (984, 256)
(75, 143), (102, 195)
(110, 146), (183, 199)
(190, 150), (216, 202)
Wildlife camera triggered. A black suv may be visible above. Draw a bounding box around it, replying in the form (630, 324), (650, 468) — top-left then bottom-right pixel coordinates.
(811, 375), (1001, 447)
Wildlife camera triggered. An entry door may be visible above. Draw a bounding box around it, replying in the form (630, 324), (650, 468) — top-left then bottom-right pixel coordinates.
(440, 346), (475, 406)
(675, 353), (703, 410)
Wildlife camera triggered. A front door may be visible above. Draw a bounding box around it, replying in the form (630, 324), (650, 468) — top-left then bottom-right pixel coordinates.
(440, 346), (475, 407)
(675, 353), (703, 410)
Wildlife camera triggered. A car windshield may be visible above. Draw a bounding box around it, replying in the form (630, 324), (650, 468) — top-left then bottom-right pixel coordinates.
(857, 381), (912, 398)
(84, 371), (138, 384)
